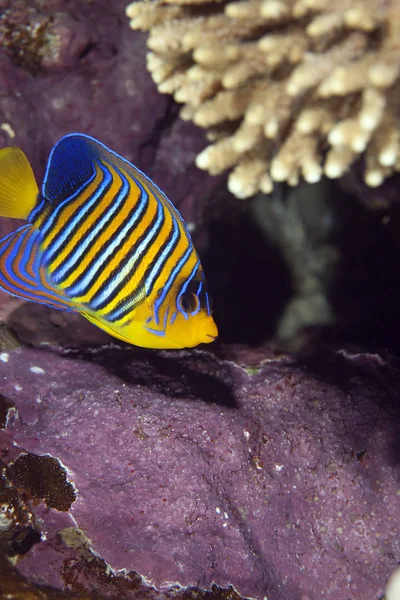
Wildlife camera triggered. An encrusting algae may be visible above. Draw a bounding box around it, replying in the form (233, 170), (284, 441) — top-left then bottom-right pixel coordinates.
(126, 0), (400, 198)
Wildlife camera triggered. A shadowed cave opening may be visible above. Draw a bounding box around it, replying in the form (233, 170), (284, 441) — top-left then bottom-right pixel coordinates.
(200, 178), (400, 355)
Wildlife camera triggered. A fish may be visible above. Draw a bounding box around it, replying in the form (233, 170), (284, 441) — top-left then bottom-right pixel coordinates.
(0, 133), (218, 349)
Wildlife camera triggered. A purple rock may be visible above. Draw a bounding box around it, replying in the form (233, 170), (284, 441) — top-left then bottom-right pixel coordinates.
(0, 343), (398, 599)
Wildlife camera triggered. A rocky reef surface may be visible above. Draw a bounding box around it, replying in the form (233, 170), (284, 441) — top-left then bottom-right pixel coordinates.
(0, 332), (399, 600)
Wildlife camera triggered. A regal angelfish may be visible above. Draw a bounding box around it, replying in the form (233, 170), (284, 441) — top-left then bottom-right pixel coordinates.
(0, 134), (218, 349)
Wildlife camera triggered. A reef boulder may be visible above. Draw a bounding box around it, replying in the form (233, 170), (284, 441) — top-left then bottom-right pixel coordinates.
(0, 340), (398, 600)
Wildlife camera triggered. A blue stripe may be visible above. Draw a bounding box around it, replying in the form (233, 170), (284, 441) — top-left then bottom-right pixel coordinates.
(190, 279), (202, 317)
(39, 167), (97, 238)
(0, 227), (70, 308)
(145, 307), (169, 337)
(2, 234), (25, 296)
(99, 287), (143, 322)
(28, 197), (46, 222)
(51, 162), (129, 284)
(92, 200), (165, 314)
(153, 245), (193, 325)
(43, 161), (110, 265)
(18, 229), (42, 284)
(5, 228), (29, 284)
(64, 180), (150, 297)
(0, 224), (30, 246)
(105, 208), (182, 322)
(145, 211), (180, 297)
(205, 292), (211, 316)
(176, 260), (201, 317)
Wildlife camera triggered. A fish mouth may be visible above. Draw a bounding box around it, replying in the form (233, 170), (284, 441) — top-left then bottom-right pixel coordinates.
(206, 334), (217, 341)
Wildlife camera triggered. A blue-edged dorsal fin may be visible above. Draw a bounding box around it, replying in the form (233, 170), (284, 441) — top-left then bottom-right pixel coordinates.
(0, 147), (39, 219)
(43, 134), (100, 205)
(45, 133), (184, 225)
(0, 224), (75, 311)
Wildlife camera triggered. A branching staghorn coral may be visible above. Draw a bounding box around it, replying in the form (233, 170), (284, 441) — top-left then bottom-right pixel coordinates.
(126, 0), (400, 198)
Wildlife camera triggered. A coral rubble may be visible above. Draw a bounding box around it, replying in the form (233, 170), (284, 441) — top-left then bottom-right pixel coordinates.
(127, 0), (400, 197)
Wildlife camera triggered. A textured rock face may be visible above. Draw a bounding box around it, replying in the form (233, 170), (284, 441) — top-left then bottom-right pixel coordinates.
(0, 342), (399, 600)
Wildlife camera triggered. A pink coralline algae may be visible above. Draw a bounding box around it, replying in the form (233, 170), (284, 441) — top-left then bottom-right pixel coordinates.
(0, 343), (399, 600)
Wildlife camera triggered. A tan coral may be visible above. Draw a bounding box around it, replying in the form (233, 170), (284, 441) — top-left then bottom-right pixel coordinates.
(126, 0), (400, 198)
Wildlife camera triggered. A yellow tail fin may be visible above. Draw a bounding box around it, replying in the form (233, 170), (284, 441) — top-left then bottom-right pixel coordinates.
(0, 147), (39, 219)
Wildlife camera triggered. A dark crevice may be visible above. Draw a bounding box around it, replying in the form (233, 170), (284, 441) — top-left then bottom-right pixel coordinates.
(78, 41), (97, 60)
(136, 98), (181, 175)
(11, 526), (41, 555)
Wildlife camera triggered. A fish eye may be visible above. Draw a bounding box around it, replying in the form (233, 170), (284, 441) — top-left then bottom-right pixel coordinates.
(178, 291), (200, 314)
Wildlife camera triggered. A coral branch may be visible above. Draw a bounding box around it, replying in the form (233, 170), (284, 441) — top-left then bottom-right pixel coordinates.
(127, 0), (400, 198)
